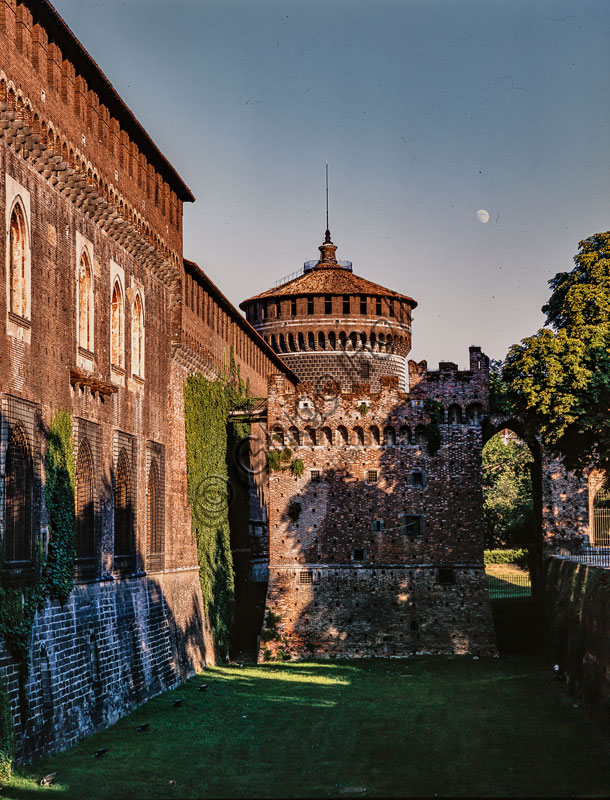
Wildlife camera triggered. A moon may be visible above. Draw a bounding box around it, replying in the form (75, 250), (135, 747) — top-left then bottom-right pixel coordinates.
(476, 209), (490, 223)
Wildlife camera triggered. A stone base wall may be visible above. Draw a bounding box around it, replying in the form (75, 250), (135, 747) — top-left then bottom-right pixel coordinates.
(545, 556), (610, 732)
(260, 565), (497, 660)
(0, 569), (211, 763)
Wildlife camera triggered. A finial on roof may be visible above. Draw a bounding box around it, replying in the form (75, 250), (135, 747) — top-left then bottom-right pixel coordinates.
(317, 162), (338, 265)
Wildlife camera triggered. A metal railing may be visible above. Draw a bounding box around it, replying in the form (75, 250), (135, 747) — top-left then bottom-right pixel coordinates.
(557, 545), (610, 567)
(487, 572), (532, 600)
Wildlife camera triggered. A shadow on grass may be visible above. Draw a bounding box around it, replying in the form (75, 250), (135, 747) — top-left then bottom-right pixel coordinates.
(7, 657), (610, 799)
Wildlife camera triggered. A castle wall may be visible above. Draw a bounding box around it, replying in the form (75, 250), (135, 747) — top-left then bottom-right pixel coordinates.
(0, 570), (211, 763)
(0, 0), (211, 763)
(260, 355), (497, 659)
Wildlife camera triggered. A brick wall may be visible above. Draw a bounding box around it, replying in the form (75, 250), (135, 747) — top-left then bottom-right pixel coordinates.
(260, 351), (497, 659)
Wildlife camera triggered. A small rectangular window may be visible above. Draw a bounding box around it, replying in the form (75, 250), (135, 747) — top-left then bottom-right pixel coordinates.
(376, 298), (382, 315)
(275, 301), (281, 318)
(262, 302), (268, 320)
(343, 295), (350, 314)
(325, 295), (332, 314)
(411, 471), (425, 488)
(403, 515), (423, 536)
(389, 299), (394, 317)
(307, 297), (314, 315)
(310, 469), (321, 482)
(298, 570), (313, 584)
(291, 298), (297, 316)
(438, 568), (454, 585)
(353, 548), (365, 561)
(360, 296), (367, 315)
(367, 469), (378, 484)
(371, 519), (384, 532)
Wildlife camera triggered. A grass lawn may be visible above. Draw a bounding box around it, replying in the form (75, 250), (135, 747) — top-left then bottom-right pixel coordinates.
(4, 656), (610, 799)
(485, 564), (532, 599)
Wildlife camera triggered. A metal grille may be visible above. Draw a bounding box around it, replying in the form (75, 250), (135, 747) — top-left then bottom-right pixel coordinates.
(5, 423), (33, 564)
(298, 570), (313, 584)
(113, 431), (137, 575)
(593, 489), (610, 546)
(486, 572), (531, 600)
(146, 441), (165, 572)
(75, 438), (95, 562)
(367, 469), (378, 484)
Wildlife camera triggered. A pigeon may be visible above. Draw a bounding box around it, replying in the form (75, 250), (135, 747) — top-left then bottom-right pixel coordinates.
(136, 723), (150, 732)
(93, 748), (108, 758)
(198, 684), (209, 692)
(172, 698), (184, 708)
(39, 772), (58, 786)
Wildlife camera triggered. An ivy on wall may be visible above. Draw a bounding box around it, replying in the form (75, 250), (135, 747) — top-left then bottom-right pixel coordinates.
(0, 409), (75, 782)
(184, 351), (252, 659)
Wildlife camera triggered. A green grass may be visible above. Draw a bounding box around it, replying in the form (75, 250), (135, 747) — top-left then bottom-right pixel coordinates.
(486, 564), (532, 599)
(5, 657), (610, 798)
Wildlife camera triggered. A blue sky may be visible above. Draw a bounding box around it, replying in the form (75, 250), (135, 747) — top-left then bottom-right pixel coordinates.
(53, 0), (610, 368)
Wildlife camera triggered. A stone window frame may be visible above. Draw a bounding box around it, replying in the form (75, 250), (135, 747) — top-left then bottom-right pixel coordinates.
(131, 286), (145, 381)
(75, 231), (95, 371)
(5, 174), (32, 343)
(296, 569), (314, 585)
(365, 468), (379, 485)
(310, 469), (321, 482)
(370, 519), (384, 532)
(400, 513), (425, 536)
(352, 547), (366, 562)
(110, 261), (126, 383)
(409, 470), (427, 489)
(146, 441), (165, 572)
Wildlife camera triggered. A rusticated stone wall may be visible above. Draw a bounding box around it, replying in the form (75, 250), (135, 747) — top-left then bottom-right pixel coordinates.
(260, 349), (497, 660)
(0, 570), (211, 763)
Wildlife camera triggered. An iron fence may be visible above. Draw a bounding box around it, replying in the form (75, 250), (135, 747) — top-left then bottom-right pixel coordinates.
(486, 572), (532, 600)
(557, 546), (610, 568)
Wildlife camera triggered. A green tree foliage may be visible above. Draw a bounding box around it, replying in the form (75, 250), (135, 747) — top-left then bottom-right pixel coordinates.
(483, 434), (534, 548)
(503, 231), (610, 472)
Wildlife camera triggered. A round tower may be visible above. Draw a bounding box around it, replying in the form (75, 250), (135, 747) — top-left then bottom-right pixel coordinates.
(240, 230), (417, 390)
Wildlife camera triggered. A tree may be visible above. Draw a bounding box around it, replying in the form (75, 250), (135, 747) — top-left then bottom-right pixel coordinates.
(483, 433), (534, 548)
(503, 231), (610, 473)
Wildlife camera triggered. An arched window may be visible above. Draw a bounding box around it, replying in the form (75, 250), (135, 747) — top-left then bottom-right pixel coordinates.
(369, 425), (380, 446)
(4, 424), (33, 567)
(304, 426), (316, 446)
(466, 403), (484, 424)
(114, 448), (134, 571)
(308, 331), (315, 350)
(297, 332), (305, 351)
(320, 427), (332, 446)
(75, 438), (95, 564)
(288, 426), (300, 447)
(328, 331), (336, 349)
(339, 331), (347, 350)
(399, 425), (411, 445)
(111, 279), (124, 368)
(78, 249), (93, 351)
(337, 425), (348, 446)
(288, 333), (296, 352)
(9, 202), (28, 318)
(318, 331), (326, 351)
(271, 426), (284, 447)
(384, 426), (396, 446)
(354, 426), (365, 446)
(414, 425), (427, 445)
(147, 459), (163, 568)
(131, 293), (144, 377)
(448, 404), (463, 425)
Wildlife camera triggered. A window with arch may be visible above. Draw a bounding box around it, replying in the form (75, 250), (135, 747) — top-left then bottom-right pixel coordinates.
(114, 448), (134, 572)
(4, 423), (33, 569)
(78, 248), (94, 351)
(354, 426), (365, 446)
(147, 458), (164, 569)
(337, 425), (348, 446)
(111, 278), (124, 369)
(75, 438), (96, 566)
(9, 201), (29, 318)
(131, 292), (144, 378)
